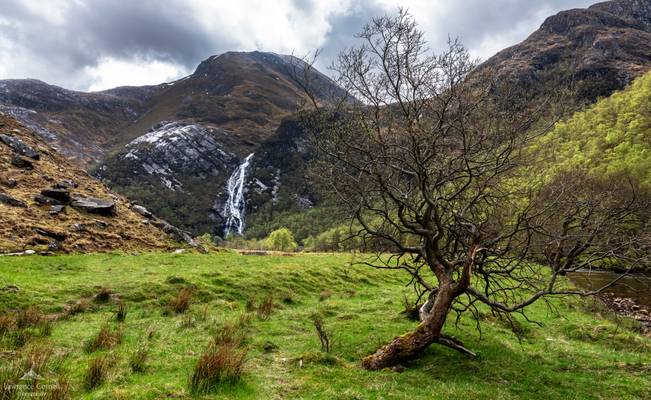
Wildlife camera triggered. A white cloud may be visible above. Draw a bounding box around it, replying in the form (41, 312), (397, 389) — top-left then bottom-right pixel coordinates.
(84, 57), (188, 91)
(0, 0), (596, 91)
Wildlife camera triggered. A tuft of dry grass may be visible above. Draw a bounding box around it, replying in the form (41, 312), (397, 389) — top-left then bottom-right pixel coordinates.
(84, 325), (123, 353)
(43, 376), (70, 400)
(65, 298), (90, 317)
(0, 314), (17, 334)
(189, 342), (247, 394)
(214, 314), (250, 346)
(84, 356), (108, 390)
(16, 306), (42, 329)
(319, 290), (333, 301)
(115, 301), (127, 322)
(38, 319), (53, 337)
(257, 294), (274, 321)
(129, 346), (149, 373)
(168, 287), (192, 314)
(245, 296), (256, 312)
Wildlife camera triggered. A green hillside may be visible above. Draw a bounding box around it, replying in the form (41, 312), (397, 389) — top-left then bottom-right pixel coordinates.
(536, 71), (651, 185)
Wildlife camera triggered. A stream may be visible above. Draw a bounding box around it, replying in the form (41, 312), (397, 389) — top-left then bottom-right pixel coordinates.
(567, 270), (651, 308)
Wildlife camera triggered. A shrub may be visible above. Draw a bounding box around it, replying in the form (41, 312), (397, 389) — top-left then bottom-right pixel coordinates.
(84, 356), (107, 390)
(189, 342), (247, 394)
(312, 315), (331, 353)
(257, 294), (274, 321)
(84, 325), (123, 353)
(264, 228), (298, 252)
(130, 346), (149, 373)
(115, 301), (128, 322)
(168, 288), (192, 314)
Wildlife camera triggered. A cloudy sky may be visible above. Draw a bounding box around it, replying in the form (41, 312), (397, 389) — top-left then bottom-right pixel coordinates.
(0, 0), (595, 92)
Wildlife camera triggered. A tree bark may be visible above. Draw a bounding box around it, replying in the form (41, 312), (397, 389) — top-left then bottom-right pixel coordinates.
(361, 285), (455, 370)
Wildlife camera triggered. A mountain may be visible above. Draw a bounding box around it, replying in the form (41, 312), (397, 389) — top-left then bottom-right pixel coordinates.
(90, 52), (344, 235)
(0, 112), (199, 253)
(478, 0), (651, 104)
(0, 51), (343, 168)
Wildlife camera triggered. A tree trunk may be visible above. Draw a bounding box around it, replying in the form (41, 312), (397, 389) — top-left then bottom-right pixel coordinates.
(361, 285), (454, 370)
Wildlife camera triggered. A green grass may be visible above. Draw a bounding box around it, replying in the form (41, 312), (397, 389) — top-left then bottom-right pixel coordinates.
(0, 251), (649, 399)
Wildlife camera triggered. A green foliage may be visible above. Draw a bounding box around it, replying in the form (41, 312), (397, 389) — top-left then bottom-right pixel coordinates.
(533, 71), (651, 186)
(264, 228), (298, 252)
(245, 206), (343, 243)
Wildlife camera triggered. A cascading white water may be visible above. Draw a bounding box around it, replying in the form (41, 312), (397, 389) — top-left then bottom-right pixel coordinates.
(223, 153), (254, 236)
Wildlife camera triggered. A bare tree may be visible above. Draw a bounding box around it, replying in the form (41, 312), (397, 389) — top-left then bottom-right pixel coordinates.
(294, 10), (650, 370)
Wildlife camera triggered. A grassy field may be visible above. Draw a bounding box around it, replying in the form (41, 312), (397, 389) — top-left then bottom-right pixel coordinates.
(0, 251), (650, 399)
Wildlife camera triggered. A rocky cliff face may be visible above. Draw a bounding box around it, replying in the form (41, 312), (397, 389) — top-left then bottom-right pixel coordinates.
(478, 0), (651, 103)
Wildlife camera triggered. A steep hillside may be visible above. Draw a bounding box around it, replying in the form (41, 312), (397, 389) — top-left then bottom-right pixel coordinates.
(0, 113), (182, 253)
(534, 70), (651, 185)
(478, 0), (651, 104)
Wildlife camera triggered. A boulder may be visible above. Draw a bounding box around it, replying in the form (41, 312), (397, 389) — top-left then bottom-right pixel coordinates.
(10, 155), (33, 169)
(34, 195), (62, 206)
(40, 188), (71, 204)
(70, 197), (116, 216)
(0, 134), (39, 160)
(33, 227), (67, 241)
(0, 192), (27, 208)
(132, 204), (153, 219)
(0, 176), (17, 188)
(49, 205), (65, 215)
(54, 180), (77, 189)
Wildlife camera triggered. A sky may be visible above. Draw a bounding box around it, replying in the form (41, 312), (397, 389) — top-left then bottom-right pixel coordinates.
(0, 0), (595, 92)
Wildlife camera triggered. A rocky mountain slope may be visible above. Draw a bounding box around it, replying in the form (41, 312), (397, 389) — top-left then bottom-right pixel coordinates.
(478, 0), (651, 104)
(0, 52), (342, 168)
(0, 113), (191, 253)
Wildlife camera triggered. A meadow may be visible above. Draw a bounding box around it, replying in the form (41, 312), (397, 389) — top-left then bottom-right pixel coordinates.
(0, 251), (649, 399)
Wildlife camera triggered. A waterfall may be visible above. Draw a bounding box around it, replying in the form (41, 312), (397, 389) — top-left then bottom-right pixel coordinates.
(223, 153), (254, 237)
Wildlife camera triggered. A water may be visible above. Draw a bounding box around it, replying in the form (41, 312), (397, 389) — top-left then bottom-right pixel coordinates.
(567, 270), (651, 308)
(222, 153), (254, 237)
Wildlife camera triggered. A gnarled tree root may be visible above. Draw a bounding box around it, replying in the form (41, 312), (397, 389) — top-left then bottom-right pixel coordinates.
(361, 332), (476, 371)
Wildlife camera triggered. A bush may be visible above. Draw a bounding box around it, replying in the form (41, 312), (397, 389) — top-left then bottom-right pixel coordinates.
(264, 228), (298, 252)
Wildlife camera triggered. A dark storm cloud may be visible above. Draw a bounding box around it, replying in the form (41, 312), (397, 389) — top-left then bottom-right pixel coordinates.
(0, 0), (599, 90)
